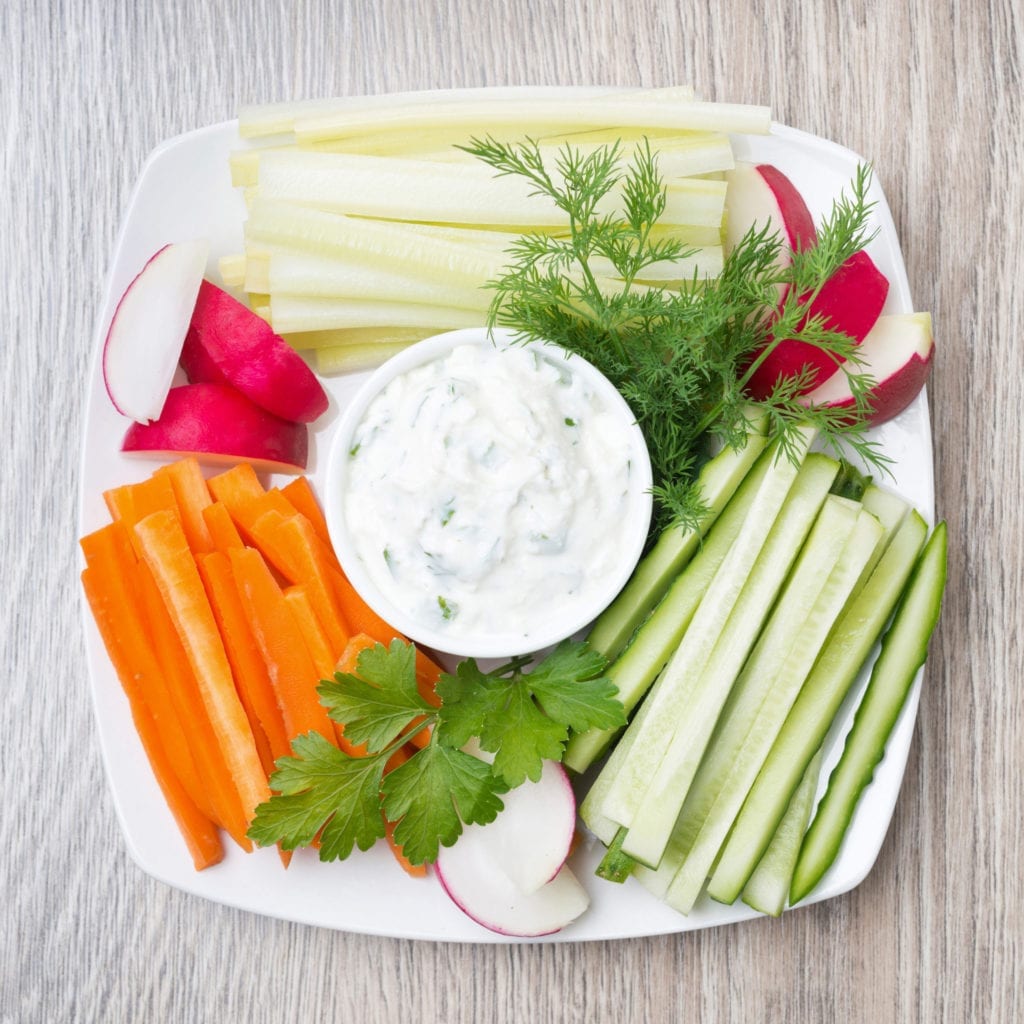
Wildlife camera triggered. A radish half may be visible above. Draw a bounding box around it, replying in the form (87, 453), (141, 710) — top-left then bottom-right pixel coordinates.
(102, 239), (209, 423)
(802, 312), (934, 425)
(180, 281), (329, 423)
(434, 758), (587, 935)
(121, 382), (309, 473)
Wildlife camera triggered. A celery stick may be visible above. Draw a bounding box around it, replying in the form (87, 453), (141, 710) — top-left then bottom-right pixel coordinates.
(583, 416), (768, 663)
(245, 199), (507, 287)
(315, 341), (415, 375)
(593, 428), (815, 833)
(282, 326), (437, 351)
(567, 440), (772, 774)
(268, 295), (484, 334)
(255, 149), (728, 229)
(662, 506), (883, 909)
(217, 253), (247, 288)
(621, 461), (846, 867)
(267, 249), (491, 310)
(789, 522), (947, 905)
(294, 97), (771, 144)
(742, 749), (824, 917)
(705, 511), (929, 905)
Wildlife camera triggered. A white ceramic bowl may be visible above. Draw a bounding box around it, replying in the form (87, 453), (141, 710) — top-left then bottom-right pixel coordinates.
(324, 327), (653, 658)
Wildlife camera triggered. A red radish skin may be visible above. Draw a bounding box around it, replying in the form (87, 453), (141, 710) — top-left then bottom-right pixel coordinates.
(802, 312), (934, 426)
(103, 240), (209, 424)
(181, 281), (328, 423)
(122, 383), (308, 473)
(744, 249), (890, 401)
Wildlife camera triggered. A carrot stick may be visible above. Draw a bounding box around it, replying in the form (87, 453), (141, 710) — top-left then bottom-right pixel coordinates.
(202, 501), (245, 553)
(79, 523), (211, 824)
(380, 743), (428, 878)
(248, 510), (350, 655)
(81, 565), (224, 871)
(228, 546), (337, 746)
(280, 476), (336, 555)
(135, 557), (253, 850)
(133, 509), (270, 823)
(154, 457), (214, 555)
(198, 551), (292, 764)
(103, 473), (181, 559)
(206, 463), (266, 538)
(283, 585), (336, 679)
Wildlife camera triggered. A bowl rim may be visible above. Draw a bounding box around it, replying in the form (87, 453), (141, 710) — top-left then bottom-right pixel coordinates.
(323, 326), (654, 658)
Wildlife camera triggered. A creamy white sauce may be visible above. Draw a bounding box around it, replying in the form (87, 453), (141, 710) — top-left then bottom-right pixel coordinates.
(342, 340), (642, 646)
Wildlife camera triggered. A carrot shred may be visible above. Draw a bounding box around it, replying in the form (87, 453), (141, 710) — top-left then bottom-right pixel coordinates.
(133, 509), (270, 824)
(81, 563), (224, 871)
(228, 546), (337, 746)
(154, 457), (214, 555)
(202, 501), (245, 553)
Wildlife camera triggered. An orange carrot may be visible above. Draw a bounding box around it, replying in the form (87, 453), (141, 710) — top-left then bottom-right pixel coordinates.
(202, 501), (245, 553)
(81, 564), (223, 871)
(248, 510), (350, 655)
(104, 473), (181, 559)
(135, 556), (253, 850)
(228, 546), (337, 746)
(206, 463), (266, 535)
(154, 457), (214, 554)
(80, 523), (211, 822)
(380, 743), (429, 878)
(280, 476), (336, 555)
(133, 509), (270, 823)
(283, 585), (336, 679)
(198, 551), (292, 765)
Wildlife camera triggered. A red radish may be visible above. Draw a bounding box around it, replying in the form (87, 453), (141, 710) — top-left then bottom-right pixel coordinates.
(102, 240), (209, 423)
(434, 755), (587, 935)
(122, 382), (308, 473)
(802, 312), (934, 425)
(725, 162), (817, 274)
(181, 281), (329, 423)
(435, 853), (590, 937)
(744, 249), (890, 401)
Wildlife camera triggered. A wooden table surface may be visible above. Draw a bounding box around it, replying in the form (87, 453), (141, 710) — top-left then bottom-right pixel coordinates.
(3, 1), (1020, 1021)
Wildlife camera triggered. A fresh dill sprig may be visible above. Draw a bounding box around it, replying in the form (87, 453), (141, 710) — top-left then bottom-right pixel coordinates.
(459, 135), (889, 533)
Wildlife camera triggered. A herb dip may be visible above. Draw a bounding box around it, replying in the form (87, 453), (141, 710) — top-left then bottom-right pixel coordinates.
(337, 332), (651, 654)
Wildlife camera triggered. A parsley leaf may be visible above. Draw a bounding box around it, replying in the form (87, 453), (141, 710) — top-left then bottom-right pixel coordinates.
(318, 638), (433, 752)
(382, 742), (508, 864)
(247, 731), (387, 857)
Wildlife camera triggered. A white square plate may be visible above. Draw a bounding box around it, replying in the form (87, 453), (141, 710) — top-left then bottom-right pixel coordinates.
(79, 88), (934, 942)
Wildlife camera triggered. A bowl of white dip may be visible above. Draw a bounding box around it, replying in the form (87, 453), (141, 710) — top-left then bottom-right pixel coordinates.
(325, 327), (653, 658)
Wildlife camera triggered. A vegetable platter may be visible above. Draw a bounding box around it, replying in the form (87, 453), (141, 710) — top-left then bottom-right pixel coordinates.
(80, 86), (936, 942)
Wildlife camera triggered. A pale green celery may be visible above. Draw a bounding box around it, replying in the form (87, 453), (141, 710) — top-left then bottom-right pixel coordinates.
(315, 341), (415, 375)
(269, 295), (483, 334)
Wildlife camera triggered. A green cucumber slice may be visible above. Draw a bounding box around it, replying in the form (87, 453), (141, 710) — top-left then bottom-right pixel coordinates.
(585, 416), (768, 661)
(566, 445), (775, 774)
(704, 511), (929, 905)
(662, 506), (882, 910)
(788, 521), (947, 905)
(621, 461), (845, 868)
(593, 428), (816, 834)
(741, 749), (824, 917)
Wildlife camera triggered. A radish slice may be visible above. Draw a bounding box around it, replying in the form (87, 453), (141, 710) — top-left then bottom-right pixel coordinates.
(103, 240), (209, 423)
(121, 382), (308, 473)
(435, 853), (590, 937)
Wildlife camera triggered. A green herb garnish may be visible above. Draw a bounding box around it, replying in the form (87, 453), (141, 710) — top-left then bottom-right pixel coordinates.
(460, 136), (889, 532)
(248, 638), (624, 865)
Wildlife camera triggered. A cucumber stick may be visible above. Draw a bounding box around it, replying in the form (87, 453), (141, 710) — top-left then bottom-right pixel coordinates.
(620, 460), (844, 866)
(705, 510), (929, 905)
(788, 521), (947, 905)
(741, 748), (824, 917)
(566, 445), (774, 774)
(661, 507), (883, 910)
(585, 416), (768, 661)
(593, 427), (816, 832)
